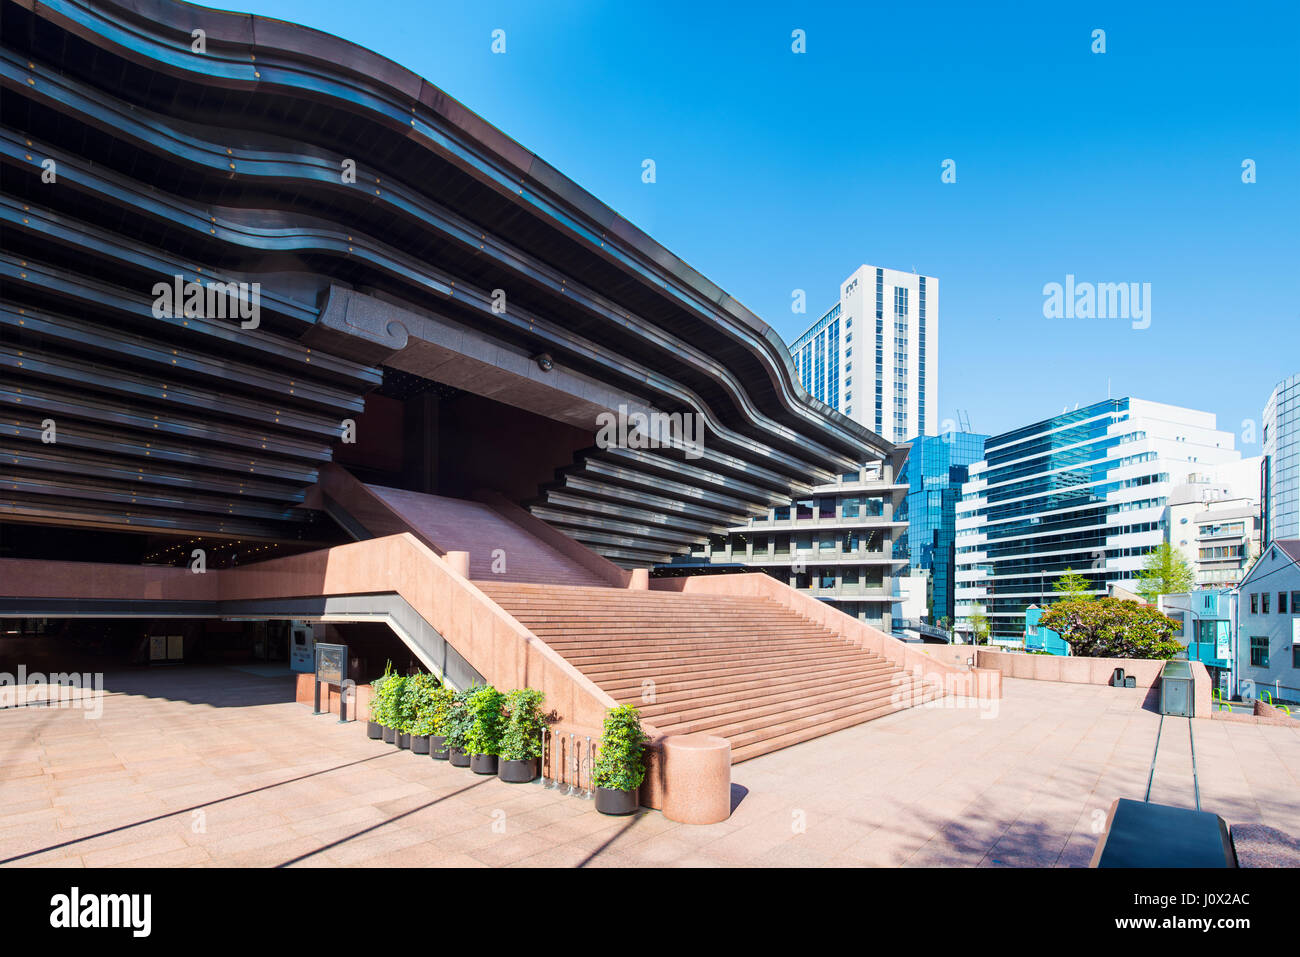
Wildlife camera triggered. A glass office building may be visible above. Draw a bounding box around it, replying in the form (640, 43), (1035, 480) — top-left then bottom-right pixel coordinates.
(954, 398), (1243, 644)
(1262, 373), (1300, 547)
(895, 432), (988, 626)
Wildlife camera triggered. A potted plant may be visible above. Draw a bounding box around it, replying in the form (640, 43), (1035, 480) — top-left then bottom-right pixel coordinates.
(405, 673), (441, 755)
(443, 687), (474, 767)
(427, 685), (454, 760)
(367, 662), (394, 739)
(498, 688), (546, 783)
(591, 704), (646, 815)
(465, 685), (505, 775)
(377, 672), (405, 745)
(391, 675), (413, 749)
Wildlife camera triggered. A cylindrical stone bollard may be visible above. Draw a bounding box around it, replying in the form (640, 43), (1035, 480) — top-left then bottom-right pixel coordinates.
(660, 734), (731, 825)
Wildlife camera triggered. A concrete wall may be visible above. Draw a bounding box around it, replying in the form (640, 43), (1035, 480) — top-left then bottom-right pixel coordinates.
(973, 648), (1213, 717)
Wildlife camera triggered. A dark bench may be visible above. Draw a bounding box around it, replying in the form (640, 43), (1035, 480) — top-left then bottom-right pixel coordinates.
(1091, 798), (1237, 867)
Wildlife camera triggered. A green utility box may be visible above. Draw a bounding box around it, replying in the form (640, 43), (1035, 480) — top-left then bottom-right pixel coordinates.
(1159, 659), (1196, 718)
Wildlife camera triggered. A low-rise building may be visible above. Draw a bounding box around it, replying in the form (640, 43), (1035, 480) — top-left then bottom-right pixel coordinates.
(1159, 589), (1238, 698)
(1235, 539), (1300, 705)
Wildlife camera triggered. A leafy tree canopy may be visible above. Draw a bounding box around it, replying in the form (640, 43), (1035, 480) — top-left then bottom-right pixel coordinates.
(1136, 542), (1195, 604)
(1036, 597), (1183, 659)
(1052, 567), (1094, 602)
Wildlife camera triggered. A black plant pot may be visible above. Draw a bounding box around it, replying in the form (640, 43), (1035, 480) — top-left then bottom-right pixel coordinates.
(498, 758), (538, 784)
(397, 733), (411, 750)
(367, 721), (383, 740)
(382, 726), (396, 744)
(470, 753), (499, 775)
(411, 734), (430, 755)
(595, 787), (639, 816)
(429, 735), (449, 760)
(448, 747), (470, 768)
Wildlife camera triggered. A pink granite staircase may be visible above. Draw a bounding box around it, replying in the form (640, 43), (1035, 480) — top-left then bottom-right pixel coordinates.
(314, 467), (950, 761)
(475, 581), (943, 762)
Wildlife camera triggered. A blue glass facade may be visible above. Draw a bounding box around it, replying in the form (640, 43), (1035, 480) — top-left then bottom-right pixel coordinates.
(896, 432), (987, 625)
(1262, 372), (1300, 547)
(956, 397), (1180, 642)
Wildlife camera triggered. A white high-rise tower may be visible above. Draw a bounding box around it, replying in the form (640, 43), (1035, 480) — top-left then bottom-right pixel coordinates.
(790, 265), (938, 443)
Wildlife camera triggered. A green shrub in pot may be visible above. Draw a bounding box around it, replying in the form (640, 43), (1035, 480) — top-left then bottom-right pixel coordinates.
(405, 673), (441, 754)
(442, 687), (475, 767)
(498, 688), (546, 783)
(384, 674), (410, 748)
(465, 685), (505, 774)
(592, 704), (646, 815)
(366, 661), (394, 739)
(425, 685), (455, 759)
(375, 671), (406, 744)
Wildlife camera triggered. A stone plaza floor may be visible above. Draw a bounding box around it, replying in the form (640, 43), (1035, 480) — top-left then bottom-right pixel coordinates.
(1, 667), (1297, 867)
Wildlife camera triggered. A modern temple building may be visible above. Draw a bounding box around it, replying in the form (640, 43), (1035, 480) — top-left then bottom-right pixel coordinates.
(954, 398), (1244, 644)
(0, 0), (984, 800)
(790, 265), (938, 444)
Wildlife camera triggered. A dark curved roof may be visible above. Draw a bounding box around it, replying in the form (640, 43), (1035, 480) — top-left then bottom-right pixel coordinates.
(1, 0), (890, 562)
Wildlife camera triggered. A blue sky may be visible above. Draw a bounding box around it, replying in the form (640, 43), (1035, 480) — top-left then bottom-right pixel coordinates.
(249, 0), (1298, 444)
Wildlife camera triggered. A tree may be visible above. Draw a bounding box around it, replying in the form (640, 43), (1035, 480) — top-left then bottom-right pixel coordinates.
(1135, 542), (1195, 604)
(968, 606), (990, 645)
(1036, 597), (1183, 659)
(1052, 567), (1093, 602)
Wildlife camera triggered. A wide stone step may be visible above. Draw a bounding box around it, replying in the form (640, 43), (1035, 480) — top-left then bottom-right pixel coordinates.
(597, 657), (898, 696)
(728, 688), (945, 762)
(642, 670), (908, 726)
(533, 629), (837, 642)
(707, 683), (944, 755)
(578, 644), (873, 682)
(561, 642), (866, 673)
(634, 662), (896, 712)
(544, 636), (854, 659)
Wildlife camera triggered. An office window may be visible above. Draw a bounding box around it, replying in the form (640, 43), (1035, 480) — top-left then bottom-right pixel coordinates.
(1292, 591), (1300, 611)
(818, 498), (836, 519)
(1263, 593), (1271, 614)
(1250, 593), (1259, 613)
(819, 571), (836, 589)
(796, 499), (814, 520)
(774, 506), (790, 521)
(1250, 636), (1269, 667)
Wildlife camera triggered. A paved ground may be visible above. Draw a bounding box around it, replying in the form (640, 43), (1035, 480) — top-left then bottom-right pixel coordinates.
(1, 667), (1297, 867)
